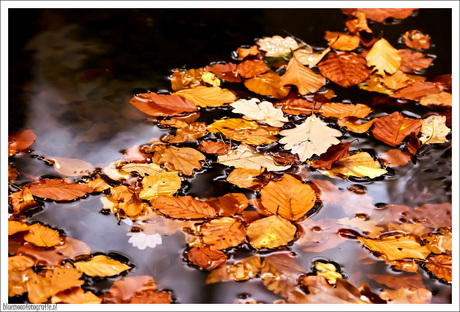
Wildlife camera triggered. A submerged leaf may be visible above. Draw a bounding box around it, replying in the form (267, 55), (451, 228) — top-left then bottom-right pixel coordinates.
(8, 130), (37, 156)
(51, 287), (101, 304)
(425, 253), (452, 282)
(187, 245), (227, 270)
(402, 30), (431, 50)
(206, 256), (261, 284)
(206, 63), (240, 83)
(320, 102), (372, 119)
(380, 288), (432, 304)
(257, 35), (299, 57)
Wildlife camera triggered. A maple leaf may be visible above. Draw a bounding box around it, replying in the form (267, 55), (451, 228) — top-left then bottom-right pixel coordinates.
(201, 217), (247, 250)
(45, 156), (94, 176)
(398, 49), (433, 73)
(280, 57), (326, 95)
(152, 145), (205, 176)
(379, 149), (412, 167)
(23, 223), (62, 247)
(324, 31), (360, 51)
(230, 98), (288, 127)
(257, 35), (299, 57)
(402, 30), (431, 49)
(318, 52), (371, 87)
(279, 114), (342, 161)
(51, 287), (102, 304)
(366, 38), (401, 75)
(151, 195), (216, 219)
(247, 215), (297, 249)
(187, 245), (227, 270)
(358, 235), (431, 261)
(319, 102), (372, 118)
(206, 63), (241, 83)
(174, 86), (236, 107)
(318, 151), (387, 179)
(74, 255), (131, 277)
(236, 59), (269, 78)
(8, 129), (37, 157)
(206, 256), (261, 283)
(27, 178), (93, 201)
(217, 144), (290, 171)
(380, 288), (432, 304)
(260, 174), (316, 221)
(130, 92), (198, 117)
(207, 118), (279, 145)
(138, 172), (181, 200)
(309, 141), (351, 169)
(244, 71), (291, 99)
(198, 141), (232, 155)
(337, 117), (376, 133)
(371, 111), (422, 147)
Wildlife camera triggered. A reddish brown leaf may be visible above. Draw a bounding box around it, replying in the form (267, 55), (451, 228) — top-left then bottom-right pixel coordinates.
(130, 92), (198, 117)
(205, 193), (248, 217)
(398, 49), (433, 73)
(197, 141), (232, 155)
(296, 218), (344, 252)
(281, 98), (322, 115)
(318, 52), (371, 87)
(309, 142), (351, 169)
(244, 71), (291, 99)
(17, 244), (66, 267)
(27, 178), (92, 201)
(380, 288), (432, 304)
(379, 149), (412, 167)
(237, 60), (269, 78)
(8, 165), (18, 182)
(280, 57), (326, 95)
(151, 196), (217, 219)
(187, 245), (227, 270)
(425, 253), (452, 282)
(432, 74), (452, 92)
(367, 273), (426, 289)
(342, 8), (416, 22)
(261, 252), (303, 297)
(402, 30), (431, 50)
(338, 117), (376, 133)
(371, 111), (422, 147)
(170, 68), (206, 91)
(206, 63), (241, 82)
(8, 130), (37, 156)
(406, 203), (452, 229)
(391, 81), (443, 101)
(128, 290), (172, 304)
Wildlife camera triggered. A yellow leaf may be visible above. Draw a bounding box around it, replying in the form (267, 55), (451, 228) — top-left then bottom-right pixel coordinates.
(226, 168), (265, 189)
(244, 71), (291, 99)
(324, 31), (360, 51)
(280, 57), (326, 95)
(51, 287), (102, 304)
(358, 235), (431, 261)
(247, 215), (297, 249)
(366, 38), (401, 75)
(8, 220), (29, 236)
(207, 118), (279, 145)
(381, 70), (412, 90)
(170, 68), (205, 91)
(120, 162), (163, 176)
(86, 175), (110, 192)
(74, 255), (131, 277)
(201, 217), (247, 250)
(201, 71), (221, 87)
(174, 86), (236, 107)
(8, 255), (35, 271)
(420, 115), (451, 144)
(152, 145), (205, 176)
(293, 48), (330, 68)
(315, 262), (342, 284)
(318, 152), (387, 179)
(139, 172), (181, 200)
(23, 223), (62, 247)
(260, 174), (316, 221)
(337, 117), (376, 133)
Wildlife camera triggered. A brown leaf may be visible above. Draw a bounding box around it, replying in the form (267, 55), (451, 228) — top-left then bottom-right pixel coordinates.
(381, 70), (412, 90)
(260, 174), (316, 221)
(105, 275), (156, 303)
(367, 273), (426, 289)
(391, 81), (443, 101)
(324, 31), (360, 51)
(9, 255), (35, 271)
(346, 13), (374, 45)
(170, 68), (206, 91)
(127, 290), (172, 304)
(151, 195), (216, 219)
(236, 45), (260, 60)
(201, 217), (246, 250)
(398, 49), (434, 73)
(8, 187), (39, 216)
(338, 117), (376, 133)
(379, 149), (412, 167)
(206, 256), (261, 283)
(130, 92), (198, 117)
(280, 57), (326, 95)
(17, 244), (67, 267)
(244, 71), (291, 99)
(175, 86), (237, 107)
(419, 91), (452, 108)
(406, 202), (452, 229)
(309, 142), (351, 169)
(402, 30), (431, 50)
(23, 223), (62, 247)
(198, 141), (232, 155)
(343, 8), (416, 22)
(27, 178), (92, 201)
(358, 235), (431, 261)
(8, 130), (37, 156)
(226, 168), (267, 190)
(152, 145), (205, 176)
(380, 288), (432, 304)
(319, 151), (387, 179)
(51, 287), (101, 304)
(320, 102), (372, 118)
(8, 220), (29, 236)
(237, 60), (269, 78)
(433, 74), (452, 92)
(205, 193), (248, 217)
(337, 217), (385, 238)
(206, 63), (241, 82)
(318, 52), (371, 87)
(425, 253), (452, 282)
(371, 111), (421, 147)
(74, 255), (131, 277)
(45, 156), (94, 176)
(187, 245), (227, 270)
(281, 98), (321, 115)
(247, 215), (297, 249)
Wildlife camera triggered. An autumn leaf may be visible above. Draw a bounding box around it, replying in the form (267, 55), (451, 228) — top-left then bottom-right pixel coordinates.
(402, 30), (431, 50)
(138, 172), (181, 200)
(318, 151), (387, 179)
(27, 178), (92, 201)
(74, 255), (130, 277)
(8, 220), (29, 236)
(45, 156), (94, 176)
(279, 114), (342, 161)
(55, 237), (91, 260)
(206, 63), (241, 83)
(160, 120), (207, 143)
(379, 149), (412, 167)
(337, 217), (385, 238)
(367, 273), (426, 290)
(257, 35), (299, 57)
(247, 215), (296, 249)
(8, 187), (39, 216)
(201, 217), (247, 250)
(309, 142), (351, 169)
(226, 168), (267, 190)
(205, 193), (248, 217)
(260, 252), (303, 297)
(120, 162), (163, 177)
(230, 98), (288, 127)
(86, 175), (110, 192)
(337, 117), (376, 133)
(358, 235), (431, 261)
(280, 57), (326, 95)
(174, 86), (236, 107)
(8, 129), (37, 156)
(236, 59), (269, 78)
(206, 256), (261, 284)
(281, 98), (321, 115)
(366, 38), (401, 75)
(170, 68), (206, 91)
(425, 231), (452, 254)
(217, 144), (290, 171)
(314, 262), (342, 284)
(380, 70), (412, 90)
(293, 48), (330, 68)
(244, 71), (291, 99)
(419, 91), (452, 107)
(390, 81), (444, 101)
(319, 102), (372, 118)
(198, 141), (232, 155)
(425, 253), (452, 282)
(23, 223), (62, 247)
(8, 164), (18, 182)
(371, 111), (422, 147)
(130, 92), (198, 117)
(151, 196), (216, 219)
(342, 8), (416, 22)
(318, 52), (371, 87)
(324, 31), (360, 51)
(152, 145), (205, 176)
(296, 218), (344, 252)
(187, 245), (227, 270)
(398, 49), (433, 73)
(260, 174), (316, 221)
(51, 287), (101, 304)
(346, 12), (373, 38)
(207, 118), (279, 145)
(236, 45), (260, 60)
(380, 288), (432, 304)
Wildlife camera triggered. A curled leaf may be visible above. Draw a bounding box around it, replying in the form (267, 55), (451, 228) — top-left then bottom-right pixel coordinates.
(207, 118), (279, 145)
(324, 31), (360, 51)
(402, 30), (431, 50)
(280, 57), (326, 94)
(187, 245), (227, 270)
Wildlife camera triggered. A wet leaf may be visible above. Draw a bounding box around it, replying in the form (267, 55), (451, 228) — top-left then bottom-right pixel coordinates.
(319, 151), (387, 179)
(51, 287), (102, 304)
(55, 237), (91, 260)
(296, 218), (344, 252)
(9, 255), (35, 271)
(230, 98), (288, 127)
(201, 217), (246, 250)
(187, 245), (227, 270)
(314, 262), (342, 284)
(151, 195), (216, 219)
(120, 162), (163, 177)
(170, 68), (205, 91)
(8, 129), (37, 156)
(207, 118), (279, 145)
(398, 49), (433, 73)
(139, 172), (181, 200)
(324, 31), (360, 51)
(419, 91), (452, 107)
(8, 187), (40, 216)
(27, 178), (92, 201)
(86, 175), (110, 192)
(17, 244), (67, 267)
(244, 71), (291, 99)
(23, 223), (62, 247)
(309, 142), (351, 170)
(320, 102), (372, 118)
(205, 193), (248, 217)
(174, 86), (236, 107)
(45, 156), (94, 176)
(260, 174), (316, 221)
(161, 121), (207, 143)
(425, 253), (452, 282)
(366, 38), (401, 75)
(380, 288), (432, 304)
(260, 252), (303, 297)
(206, 256), (261, 283)
(425, 231), (452, 254)
(293, 48), (330, 67)
(381, 70), (412, 90)
(318, 52), (371, 87)
(337, 217), (384, 238)
(346, 12), (373, 36)
(402, 30), (431, 50)
(257, 35), (299, 57)
(198, 141), (232, 155)
(8, 164), (18, 182)
(281, 98), (321, 115)
(371, 111), (422, 147)
(226, 168), (267, 190)
(8, 221), (29, 236)
(217, 144), (290, 171)
(358, 235), (431, 261)
(337, 117), (376, 133)
(367, 273), (426, 289)
(379, 149), (412, 167)
(280, 57), (326, 95)
(237, 59), (269, 78)
(390, 81), (443, 101)
(130, 92), (198, 117)
(236, 45), (260, 60)
(343, 8), (416, 22)
(74, 255), (131, 277)
(247, 215), (296, 249)
(280, 114), (342, 161)
(206, 63), (241, 83)
(152, 145), (205, 176)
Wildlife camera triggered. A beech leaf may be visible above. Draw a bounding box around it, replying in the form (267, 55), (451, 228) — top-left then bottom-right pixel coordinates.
(247, 215), (297, 249)
(319, 102), (372, 119)
(152, 146), (206, 176)
(402, 30), (431, 50)
(425, 253), (452, 282)
(27, 178), (92, 201)
(366, 38), (401, 75)
(237, 59), (269, 78)
(380, 288), (432, 304)
(139, 172), (181, 200)
(260, 252), (303, 297)
(151, 196), (217, 219)
(8, 187), (39, 216)
(337, 117), (376, 133)
(174, 86), (237, 107)
(324, 31), (360, 51)
(244, 71), (291, 99)
(230, 98), (288, 127)
(45, 157), (94, 176)
(206, 63), (240, 83)
(398, 49), (433, 73)
(74, 255), (131, 277)
(358, 235), (431, 261)
(198, 141), (232, 155)
(23, 223), (62, 247)
(318, 151), (387, 179)
(8, 130), (37, 157)
(309, 141), (352, 169)
(371, 111), (422, 147)
(51, 287), (101, 304)
(318, 52), (371, 87)
(206, 256), (261, 283)
(130, 92), (198, 117)
(390, 81), (443, 101)
(226, 168), (267, 190)
(200, 217), (247, 250)
(280, 57), (326, 95)
(187, 245), (227, 270)
(257, 35), (299, 57)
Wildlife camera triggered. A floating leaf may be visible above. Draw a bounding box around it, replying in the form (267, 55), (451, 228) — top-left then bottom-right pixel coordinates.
(371, 111), (422, 147)
(244, 71), (291, 99)
(260, 174), (316, 221)
(121, 162), (163, 177)
(74, 255), (130, 277)
(315, 262), (342, 284)
(367, 273), (426, 289)
(198, 141), (232, 155)
(86, 175), (110, 192)
(152, 146), (205, 176)
(309, 142), (351, 170)
(175, 86), (236, 107)
(380, 70), (412, 90)
(425, 253), (452, 282)
(324, 31), (360, 51)
(207, 118), (279, 145)
(8, 221), (29, 236)
(170, 68), (206, 91)
(337, 217), (384, 238)
(318, 52), (371, 87)
(279, 114), (342, 161)
(139, 172), (181, 200)
(205, 193), (248, 217)
(104, 275), (170, 304)
(366, 38), (401, 75)
(217, 144), (290, 171)
(380, 288), (432, 304)
(318, 151), (387, 179)
(425, 231), (452, 254)
(419, 91), (452, 107)
(51, 287), (101, 304)
(402, 30), (431, 50)
(130, 92), (198, 117)
(346, 12), (373, 36)
(398, 49), (433, 73)
(151, 196), (216, 219)
(206, 63), (240, 83)
(207, 256), (261, 285)
(237, 59), (269, 78)
(226, 168), (267, 190)
(55, 237), (91, 260)
(201, 217), (246, 250)
(127, 231), (162, 250)
(281, 98), (321, 115)
(236, 45), (260, 60)
(45, 157), (94, 176)
(358, 235), (431, 261)
(247, 215), (296, 249)
(8, 164), (18, 182)
(343, 8), (416, 22)
(161, 121), (207, 143)
(293, 47), (330, 67)
(260, 252), (303, 297)
(337, 117), (376, 133)
(379, 149), (412, 167)
(188, 245), (227, 270)
(230, 98), (288, 127)
(23, 223), (62, 247)
(27, 178), (92, 201)
(320, 102), (372, 118)
(390, 81), (443, 101)
(280, 57), (326, 95)
(8, 129), (37, 156)
(8, 187), (39, 216)
(256, 35), (299, 57)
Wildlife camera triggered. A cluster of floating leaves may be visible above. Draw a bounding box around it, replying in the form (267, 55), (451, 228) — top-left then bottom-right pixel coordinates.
(8, 8), (452, 304)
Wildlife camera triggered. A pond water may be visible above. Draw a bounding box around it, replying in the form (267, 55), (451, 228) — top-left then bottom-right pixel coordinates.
(8, 8), (452, 304)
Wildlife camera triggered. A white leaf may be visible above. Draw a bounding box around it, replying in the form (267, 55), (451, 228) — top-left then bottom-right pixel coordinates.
(279, 114), (342, 161)
(127, 232), (162, 250)
(230, 98), (288, 127)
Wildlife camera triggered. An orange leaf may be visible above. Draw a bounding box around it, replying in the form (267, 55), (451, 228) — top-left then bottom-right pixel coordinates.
(371, 111), (421, 147)
(130, 92), (198, 117)
(398, 49), (433, 73)
(55, 237), (91, 260)
(318, 52), (371, 87)
(379, 149), (412, 167)
(198, 141), (232, 155)
(381, 70), (412, 90)
(260, 174), (316, 221)
(281, 98), (321, 115)
(8, 255), (35, 271)
(8, 164), (18, 182)
(226, 168), (267, 190)
(45, 156), (94, 177)
(324, 31), (360, 51)
(86, 175), (110, 192)
(206, 256), (261, 283)
(152, 145), (205, 176)
(205, 193), (248, 217)
(74, 255), (131, 277)
(27, 178), (92, 201)
(236, 45), (260, 60)
(320, 102), (372, 118)
(8, 130), (37, 156)
(174, 86), (237, 107)
(244, 71), (291, 99)
(343, 8), (416, 22)
(151, 195), (216, 219)
(358, 235), (431, 261)
(201, 217), (247, 250)
(105, 275), (157, 303)
(187, 245), (227, 270)
(17, 244), (67, 267)
(51, 287), (102, 304)
(419, 91), (452, 108)
(247, 215), (297, 249)
(391, 81), (444, 101)
(402, 30), (431, 50)
(366, 38), (401, 75)
(170, 68), (206, 91)
(23, 223), (62, 247)
(237, 60), (269, 78)
(337, 117), (376, 133)
(425, 253), (452, 282)
(309, 142), (351, 169)
(8, 187), (39, 216)
(380, 288), (432, 304)
(8, 220), (29, 236)
(207, 118), (279, 145)
(206, 63), (241, 82)
(280, 57), (326, 95)
(260, 252), (303, 297)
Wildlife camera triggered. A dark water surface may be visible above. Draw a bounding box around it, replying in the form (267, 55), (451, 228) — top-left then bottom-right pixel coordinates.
(8, 9), (452, 304)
